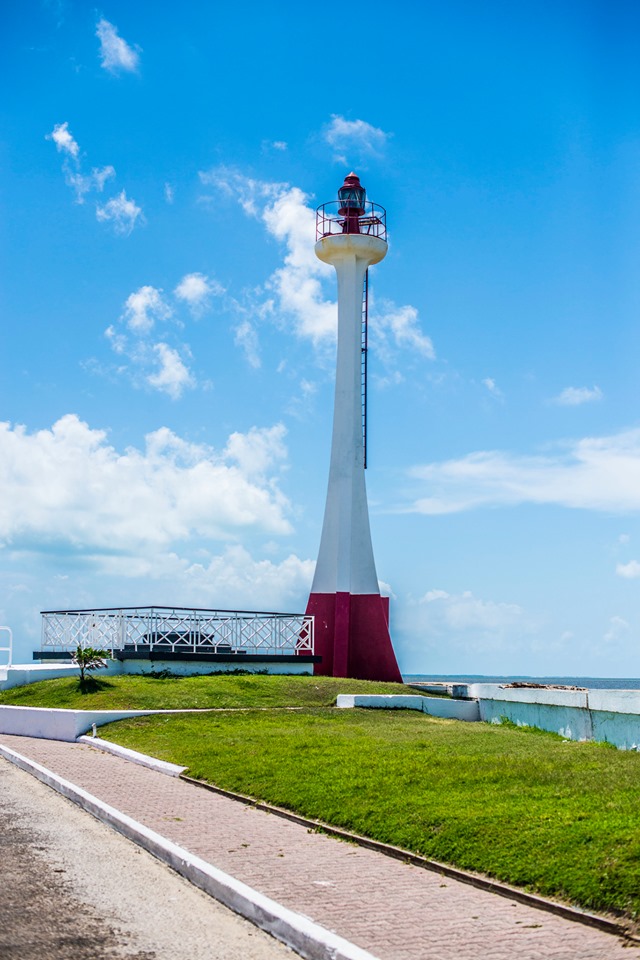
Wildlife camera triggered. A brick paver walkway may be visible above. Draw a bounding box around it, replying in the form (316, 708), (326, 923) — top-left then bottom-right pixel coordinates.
(1, 734), (636, 960)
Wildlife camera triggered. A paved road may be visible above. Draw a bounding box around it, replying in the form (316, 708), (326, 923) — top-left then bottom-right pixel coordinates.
(1, 733), (637, 960)
(0, 757), (293, 960)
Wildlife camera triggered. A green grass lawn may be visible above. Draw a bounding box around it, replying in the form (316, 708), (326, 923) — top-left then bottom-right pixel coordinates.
(0, 673), (410, 710)
(100, 707), (640, 922)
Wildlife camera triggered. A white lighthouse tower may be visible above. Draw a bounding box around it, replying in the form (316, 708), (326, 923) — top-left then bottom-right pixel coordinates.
(305, 174), (402, 682)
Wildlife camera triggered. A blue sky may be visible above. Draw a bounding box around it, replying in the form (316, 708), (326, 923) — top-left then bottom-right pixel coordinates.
(2, 1), (640, 676)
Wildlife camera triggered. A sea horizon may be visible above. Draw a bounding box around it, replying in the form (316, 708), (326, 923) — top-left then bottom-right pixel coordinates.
(403, 674), (640, 690)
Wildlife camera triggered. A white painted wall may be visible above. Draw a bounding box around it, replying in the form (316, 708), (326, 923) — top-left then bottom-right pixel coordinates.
(469, 684), (640, 749)
(336, 693), (480, 722)
(336, 687), (640, 749)
(119, 659), (312, 676)
(0, 705), (162, 741)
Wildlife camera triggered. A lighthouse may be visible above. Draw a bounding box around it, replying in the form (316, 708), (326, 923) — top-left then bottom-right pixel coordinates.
(305, 174), (402, 683)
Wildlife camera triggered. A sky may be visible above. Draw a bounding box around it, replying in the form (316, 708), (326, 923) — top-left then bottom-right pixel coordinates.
(2, 1), (640, 677)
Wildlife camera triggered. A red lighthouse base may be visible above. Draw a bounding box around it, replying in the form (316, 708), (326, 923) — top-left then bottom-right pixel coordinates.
(305, 592), (402, 682)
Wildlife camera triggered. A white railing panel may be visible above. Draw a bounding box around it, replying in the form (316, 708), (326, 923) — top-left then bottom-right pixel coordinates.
(0, 626), (13, 667)
(40, 606), (314, 658)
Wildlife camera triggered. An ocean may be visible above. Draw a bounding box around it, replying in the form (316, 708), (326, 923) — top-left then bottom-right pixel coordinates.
(403, 675), (640, 690)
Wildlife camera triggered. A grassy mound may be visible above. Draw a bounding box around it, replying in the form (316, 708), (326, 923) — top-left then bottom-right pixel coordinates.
(0, 673), (410, 710)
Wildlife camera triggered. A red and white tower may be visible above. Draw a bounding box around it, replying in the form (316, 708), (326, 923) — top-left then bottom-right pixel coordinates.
(305, 174), (402, 682)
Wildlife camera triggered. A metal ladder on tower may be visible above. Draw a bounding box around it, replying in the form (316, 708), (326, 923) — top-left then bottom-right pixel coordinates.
(361, 269), (368, 469)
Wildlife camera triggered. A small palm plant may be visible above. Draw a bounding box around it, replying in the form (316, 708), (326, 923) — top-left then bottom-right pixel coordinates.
(72, 645), (110, 685)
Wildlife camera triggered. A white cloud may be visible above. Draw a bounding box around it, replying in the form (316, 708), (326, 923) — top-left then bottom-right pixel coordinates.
(174, 272), (223, 314)
(262, 140), (288, 152)
(300, 379), (316, 397)
(409, 427), (640, 515)
(373, 370), (404, 390)
(65, 165), (115, 204)
(162, 546), (313, 609)
(200, 166), (284, 217)
(552, 386), (603, 406)
(95, 545), (314, 612)
(47, 122), (79, 159)
(370, 302), (435, 362)
(616, 560), (640, 579)
(200, 167), (432, 364)
(96, 190), (142, 235)
(200, 168), (335, 343)
(224, 424), (287, 477)
(285, 377), (318, 420)
(147, 343), (194, 399)
(106, 281), (206, 395)
(420, 589), (524, 631)
(123, 286), (171, 333)
(96, 18), (140, 74)
(104, 324), (127, 354)
(324, 115), (389, 160)
(423, 589), (449, 602)
(603, 615), (630, 645)
(164, 182), (174, 204)
(412, 588), (528, 654)
(47, 123), (124, 214)
(482, 377), (503, 399)
(0, 415), (292, 554)
(262, 185), (337, 342)
(92, 165), (115, 191)
(234, 319), (261, 368)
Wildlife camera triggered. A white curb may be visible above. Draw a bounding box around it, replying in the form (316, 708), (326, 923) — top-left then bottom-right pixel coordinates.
(0, 741), (377, 960)
(76, 735), (187, 777)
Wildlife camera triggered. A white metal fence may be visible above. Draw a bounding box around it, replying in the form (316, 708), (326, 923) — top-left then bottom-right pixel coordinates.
(40, 606), (314, 658)
(0, 626), (13, 667)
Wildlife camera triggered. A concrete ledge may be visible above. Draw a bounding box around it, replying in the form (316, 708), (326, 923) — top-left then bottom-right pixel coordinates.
(336, 694), (424, 711)
(0, 663), (84, 690)
(76, 735), (187, 777)
(470, 684), (640, 749)
(336, 694), (480, 722)
(0, 705), (162, 741)
(0, 742), (376, 960)
(421, 696), (480, 722)
(469, 684), (589, 708)
(479, 699), (593, 742)
(407, 682), (471, 699)
(588, 689), (640, 714)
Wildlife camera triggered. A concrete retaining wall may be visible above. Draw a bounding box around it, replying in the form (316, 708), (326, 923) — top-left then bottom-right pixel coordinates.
(337, 687), (640, 750)
(0, 705), (162, 741)
(465, 684), (640, 750)
(336, 694), (480, 722)
(0, 663), (85, 689)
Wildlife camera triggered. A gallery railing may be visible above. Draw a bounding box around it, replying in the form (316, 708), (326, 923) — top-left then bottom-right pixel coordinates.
(316, 200), (387, 242)
(40, 606), (314, 657)
(0, 626), (13, 668)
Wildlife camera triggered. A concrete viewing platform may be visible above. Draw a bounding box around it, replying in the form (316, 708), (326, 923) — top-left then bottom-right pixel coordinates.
(0, 732), (636, 960)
